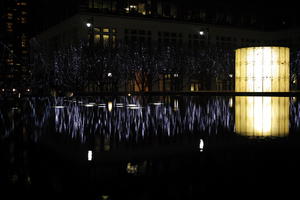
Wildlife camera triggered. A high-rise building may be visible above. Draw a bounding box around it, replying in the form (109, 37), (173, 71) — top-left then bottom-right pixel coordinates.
(0, 0), (30, 94)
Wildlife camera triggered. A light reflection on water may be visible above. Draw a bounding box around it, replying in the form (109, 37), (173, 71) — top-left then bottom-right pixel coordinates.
(52, 96), (233, 143)
(1, 96), (300, 143)
(235, 96), (289, 137)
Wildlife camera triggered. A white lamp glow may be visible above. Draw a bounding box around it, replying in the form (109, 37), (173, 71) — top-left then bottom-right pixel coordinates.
(88, 150), (93, 161)
(86, 22), (91, 28)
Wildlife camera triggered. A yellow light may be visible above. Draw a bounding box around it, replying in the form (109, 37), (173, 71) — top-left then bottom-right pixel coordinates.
(103, 35), (109, 46)
(94, 34), (100, 43)
(127, 163), (138, 174)
(235, 96), (289, 137)
(190, 84), (194, 92)
(235, 47), (290, 92)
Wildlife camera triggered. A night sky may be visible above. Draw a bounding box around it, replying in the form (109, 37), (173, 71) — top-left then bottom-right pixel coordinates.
(6, 0), (300, 37)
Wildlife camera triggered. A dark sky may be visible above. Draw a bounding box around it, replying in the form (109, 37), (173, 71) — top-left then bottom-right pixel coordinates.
(27, 0), (300, 35)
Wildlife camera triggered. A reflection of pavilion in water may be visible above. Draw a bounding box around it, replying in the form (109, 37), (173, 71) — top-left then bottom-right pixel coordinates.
(235, 96), (289, 137)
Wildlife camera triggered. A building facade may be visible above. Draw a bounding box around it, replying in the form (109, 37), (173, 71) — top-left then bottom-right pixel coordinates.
(0, 0), (30, 94)
(33, 0), (300, 93)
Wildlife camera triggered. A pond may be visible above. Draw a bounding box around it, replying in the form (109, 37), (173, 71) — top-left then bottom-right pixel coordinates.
(1, 95), (300, 199)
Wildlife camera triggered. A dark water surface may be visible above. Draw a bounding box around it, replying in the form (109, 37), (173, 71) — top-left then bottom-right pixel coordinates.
(1, 95), (300, 199)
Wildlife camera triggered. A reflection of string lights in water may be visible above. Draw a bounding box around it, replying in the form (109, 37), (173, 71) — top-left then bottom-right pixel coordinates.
(108, 102), (113, 112)
(235, 96), (289, 137)
(199, 139), (204, 152)
(52, 96), (234, 143)
(88, 150), (93, 161)
(2, 96), (300, 143)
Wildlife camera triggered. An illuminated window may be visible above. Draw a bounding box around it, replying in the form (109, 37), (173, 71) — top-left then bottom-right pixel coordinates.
(164, 74), (171, 79)
(94, 34), (100, 43)
(190, 83), (199, 91)
(7, 22), (13, 32)
(127, 163), (138, 174)
(94, 27), (100, 32)
(129, 5), (137, 10)
(21, 17), (27, 24)
(190, 84), (194, 92)
(138, 3), (146, 15)
(21, 41), (26, 47)
(7, 13), (13, 20)
(103, 35), (109, 46)
(6, 59), (14, 65)
(21, 2), (27, 6)
(112, 35), (116, 47)
(103, 28), (109, 33)
(21, 11), (27, 15)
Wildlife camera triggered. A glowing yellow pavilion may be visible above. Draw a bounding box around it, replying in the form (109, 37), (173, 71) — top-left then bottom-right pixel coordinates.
(235, 47), (290, 137)
(235, 47), (289, 92)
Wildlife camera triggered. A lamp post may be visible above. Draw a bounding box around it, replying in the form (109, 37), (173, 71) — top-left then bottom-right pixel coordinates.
(86, 17), (94, 47)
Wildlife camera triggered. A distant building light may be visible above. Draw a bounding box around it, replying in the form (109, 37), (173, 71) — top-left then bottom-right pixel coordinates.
(107, 72), (112, 77)
(229, 74), (233, 78)
(86, 23), (92, 28)
(1, 89), (4, 92)
(127, 162), (138, 174)
(174, 73), (179, 77)
(129, 5), (137, 9)
(199, 31), (205, 36)
(12, 88), (16, 92)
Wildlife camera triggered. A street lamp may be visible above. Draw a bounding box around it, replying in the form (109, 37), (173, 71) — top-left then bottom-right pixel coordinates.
(86, 22), (92, 28)
(199, 31), (205, 36)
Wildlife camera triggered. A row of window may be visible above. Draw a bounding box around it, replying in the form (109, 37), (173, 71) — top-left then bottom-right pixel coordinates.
(158, 32), (182, 38)
(88, 0), (151, 16)
(125, 29), (205, 41)
(93, 27), (117, 47)
(91, 28), (294, 47)
(125, 29), (151, 35)
(94, 27), (117, 33)
(215, 36), (291, 46)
